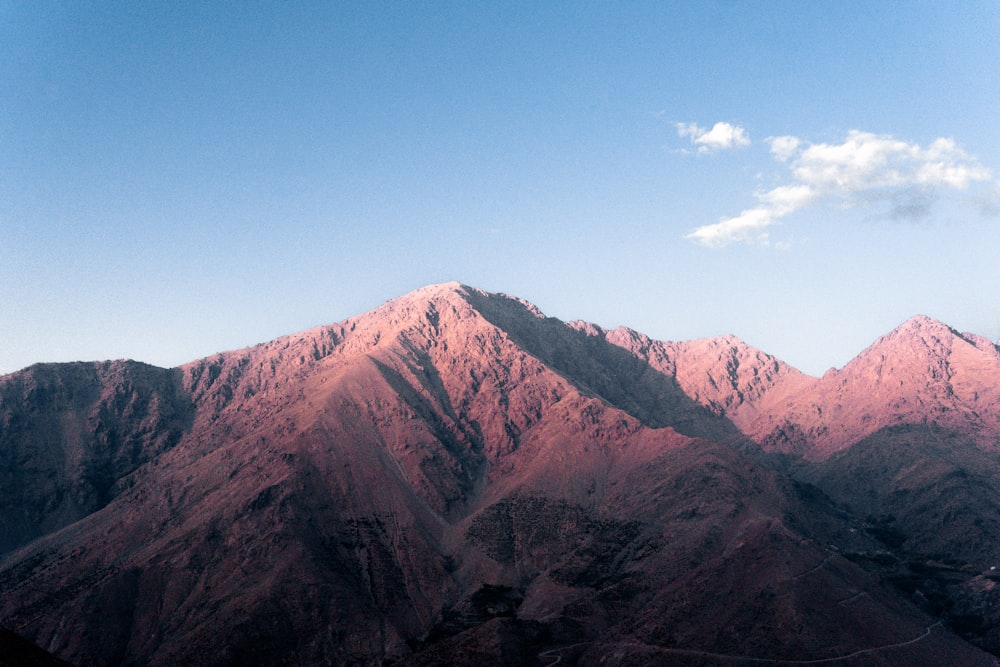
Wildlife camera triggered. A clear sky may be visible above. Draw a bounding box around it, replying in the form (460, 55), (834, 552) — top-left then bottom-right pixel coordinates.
(2, 1), (999, 377)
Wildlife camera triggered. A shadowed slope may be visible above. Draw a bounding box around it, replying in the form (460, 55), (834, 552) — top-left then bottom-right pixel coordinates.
(0, 361), (193, 555)
(420, 436), (995, 666)
(798, 424), (1000, 655)
(801, 424), (1000, 568)
(463, 287), (746, 443)
(0, 628), (71, 667)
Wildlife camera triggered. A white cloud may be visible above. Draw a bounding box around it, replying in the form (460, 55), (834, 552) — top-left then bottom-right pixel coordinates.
(790, 131), (989, 193)
(768, 135), (800, 162)
(676, 121), (750, 153)
(687, 129), (993, 247)
(758, 184), (817, 214)
(685, 207), (774, 246)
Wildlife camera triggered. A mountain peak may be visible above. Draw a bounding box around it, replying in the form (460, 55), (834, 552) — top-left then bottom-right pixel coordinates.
(377, 281), (470, 311)
(403, 280), (467, 298)
(895, 313), (954, 335)
(869, 314), (995, 359)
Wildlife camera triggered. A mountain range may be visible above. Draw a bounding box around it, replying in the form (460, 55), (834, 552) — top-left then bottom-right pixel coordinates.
(1, 282), (999, 665)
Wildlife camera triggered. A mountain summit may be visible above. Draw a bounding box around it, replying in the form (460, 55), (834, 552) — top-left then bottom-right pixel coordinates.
(1, 283), (998, 665)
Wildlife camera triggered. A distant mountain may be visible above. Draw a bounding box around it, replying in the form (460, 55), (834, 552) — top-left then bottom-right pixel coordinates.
(1, 282), (998, 665)
(597, 314), (1000, 460)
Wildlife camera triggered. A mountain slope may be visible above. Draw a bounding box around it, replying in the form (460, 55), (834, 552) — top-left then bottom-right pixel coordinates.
(596, 325), (815, 451)
(749, 315), (1000, 459)
(0, 360), (192, 554)
(802, 316), (1000, 455)
(0, 283), (998, 665)
(597, 314), (1000, 460)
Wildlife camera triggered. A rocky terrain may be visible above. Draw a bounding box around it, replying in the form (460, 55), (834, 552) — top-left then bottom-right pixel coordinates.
(1, 282), (999, 665)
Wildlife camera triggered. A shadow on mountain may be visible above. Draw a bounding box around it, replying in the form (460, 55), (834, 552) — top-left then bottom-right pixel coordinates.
(796, 423), (1000, 657)
(371, 355), (487, 515)
(463, 288), (746, 444)
(796, 423), (1000, 568)
(0, 627), (71, 667)
(0, 361), (195, 556)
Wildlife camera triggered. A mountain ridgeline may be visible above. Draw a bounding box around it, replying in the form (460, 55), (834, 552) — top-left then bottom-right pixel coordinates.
(2, 282), (999, 665)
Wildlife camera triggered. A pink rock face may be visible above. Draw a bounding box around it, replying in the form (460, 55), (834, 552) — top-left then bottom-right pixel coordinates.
(1, 283), (998, 666)
(599, 314), (1000, 460)
(740, 315), (1000, 459)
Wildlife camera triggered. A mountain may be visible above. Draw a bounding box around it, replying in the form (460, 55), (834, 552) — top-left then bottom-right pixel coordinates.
(595, 314), (1000, 460)
(1, 282), (998, 665)
(758, 315), (1000, 459)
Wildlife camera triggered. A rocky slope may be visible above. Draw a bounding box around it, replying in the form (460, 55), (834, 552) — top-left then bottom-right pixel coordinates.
(756, 315), (1000, 459)
(0, 282), (998, 665)
(0, 361), (192, 554)
(595, 314), (1000, 460)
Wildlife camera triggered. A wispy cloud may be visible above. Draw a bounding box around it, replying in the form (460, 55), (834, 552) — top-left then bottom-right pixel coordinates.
(975, 183), (1000, 217)
(676, 121), (750, 154)
(687, 130), (993, 247)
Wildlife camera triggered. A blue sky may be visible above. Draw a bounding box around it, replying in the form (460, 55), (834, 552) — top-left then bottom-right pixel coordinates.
(2, 1), (999, 376)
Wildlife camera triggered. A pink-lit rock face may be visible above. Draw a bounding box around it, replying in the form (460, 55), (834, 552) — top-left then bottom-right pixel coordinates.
(790, 315), (1000, 458)
(1, 283), (998, 666)
(600, 314), (1000, 460)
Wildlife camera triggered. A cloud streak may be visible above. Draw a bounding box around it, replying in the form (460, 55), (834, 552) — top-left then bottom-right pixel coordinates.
(686, 130), (993, 247)
(676, 121), (750, 153)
